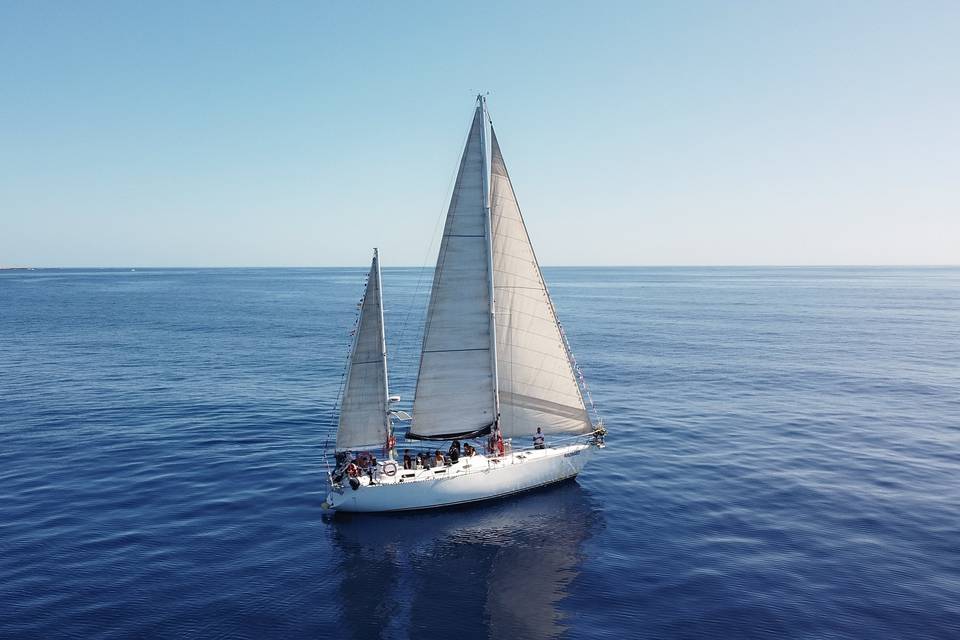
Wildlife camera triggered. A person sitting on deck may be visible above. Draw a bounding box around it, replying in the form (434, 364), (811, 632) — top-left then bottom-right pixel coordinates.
(435, 450), (445, 466)
(403, 449), (412, 470)
(448, 440), (460, 464)
(533, 427), (545, 450)
(464, 443), (476, 457)
(415, 453), (424, 470)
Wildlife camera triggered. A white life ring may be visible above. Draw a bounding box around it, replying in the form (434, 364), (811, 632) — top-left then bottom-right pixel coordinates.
(381, 461), (398, 477)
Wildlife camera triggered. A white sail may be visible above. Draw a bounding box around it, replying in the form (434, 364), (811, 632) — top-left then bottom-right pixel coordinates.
(324, 99), (605, 514)
(409, 104), (497, 439)
(489, 128), (593, 438)
(336, 249), (390, 451)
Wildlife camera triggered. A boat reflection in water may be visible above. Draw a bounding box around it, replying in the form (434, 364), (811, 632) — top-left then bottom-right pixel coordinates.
(327, 480), (602, 639)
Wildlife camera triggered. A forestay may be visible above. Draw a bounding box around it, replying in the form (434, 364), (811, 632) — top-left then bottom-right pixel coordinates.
(336, 249), (390, 451)
(408, 105), (497, 439)
(489, 128), (593, 439)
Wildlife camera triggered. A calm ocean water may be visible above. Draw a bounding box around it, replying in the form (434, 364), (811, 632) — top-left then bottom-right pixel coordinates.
(1, 266), (959, 639)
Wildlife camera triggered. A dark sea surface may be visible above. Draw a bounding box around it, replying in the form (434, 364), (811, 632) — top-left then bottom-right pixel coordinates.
(1, 266), (959, 639)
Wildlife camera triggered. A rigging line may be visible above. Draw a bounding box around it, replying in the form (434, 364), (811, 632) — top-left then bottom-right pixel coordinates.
(321, 277), (367, 468)
(557, 320), (602, 425)
(320, 343), (351, 472)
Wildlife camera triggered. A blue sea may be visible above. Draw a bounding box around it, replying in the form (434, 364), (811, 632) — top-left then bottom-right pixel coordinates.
(2, 267), (959, 639)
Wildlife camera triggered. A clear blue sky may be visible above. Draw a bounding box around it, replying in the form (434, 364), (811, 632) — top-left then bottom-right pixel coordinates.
(1, 1), (957, 267)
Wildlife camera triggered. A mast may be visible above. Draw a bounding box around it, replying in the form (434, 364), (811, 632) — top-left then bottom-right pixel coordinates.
(374, 248), (393, 458)
(479, 94), (501, 429)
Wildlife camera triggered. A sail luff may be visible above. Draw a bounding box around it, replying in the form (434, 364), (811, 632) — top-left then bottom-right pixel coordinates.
(336, 249), (391, 451)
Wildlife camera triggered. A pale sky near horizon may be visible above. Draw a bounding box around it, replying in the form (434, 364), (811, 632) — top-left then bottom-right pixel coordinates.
(1, 1), (957, 267)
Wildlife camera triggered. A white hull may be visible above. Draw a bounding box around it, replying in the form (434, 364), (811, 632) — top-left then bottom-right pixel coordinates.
(325, 443), (595, 512)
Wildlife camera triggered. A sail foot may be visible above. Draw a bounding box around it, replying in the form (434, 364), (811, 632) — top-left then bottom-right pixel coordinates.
(406, 423), (494, 442)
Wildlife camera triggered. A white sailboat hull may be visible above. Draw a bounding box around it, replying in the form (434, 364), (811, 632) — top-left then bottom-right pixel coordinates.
(325, 443), (595, 512)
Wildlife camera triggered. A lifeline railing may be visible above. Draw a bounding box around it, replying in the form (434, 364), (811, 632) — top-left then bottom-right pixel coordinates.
(330, 441), (596, 488)
(322, 429), (602, 473)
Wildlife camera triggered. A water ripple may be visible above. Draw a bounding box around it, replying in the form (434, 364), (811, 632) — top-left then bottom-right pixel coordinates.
(2, 267), (959, 639)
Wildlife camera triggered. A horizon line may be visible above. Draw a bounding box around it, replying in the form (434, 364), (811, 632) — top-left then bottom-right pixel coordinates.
(3, 264), (958, 270)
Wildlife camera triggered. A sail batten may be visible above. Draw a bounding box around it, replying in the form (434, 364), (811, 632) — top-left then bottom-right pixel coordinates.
(336, 249), (390, 452)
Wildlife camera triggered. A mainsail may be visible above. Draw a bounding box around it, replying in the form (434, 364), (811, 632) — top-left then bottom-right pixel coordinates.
(489, 128), (593, 438)
(336, 249), (391, 451)
(408, 104), (497, 440)
(409, 97), (594, 442)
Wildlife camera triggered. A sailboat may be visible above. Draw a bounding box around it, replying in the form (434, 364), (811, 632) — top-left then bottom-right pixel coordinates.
(324, 96), (605, 512)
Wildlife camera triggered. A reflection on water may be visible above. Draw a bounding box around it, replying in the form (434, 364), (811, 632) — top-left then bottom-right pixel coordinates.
(327, 481), (603, 640)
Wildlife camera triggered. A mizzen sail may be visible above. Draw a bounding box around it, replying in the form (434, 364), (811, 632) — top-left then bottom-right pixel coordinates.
(336, 249), (391, 451)
(408, 104), (497, 440)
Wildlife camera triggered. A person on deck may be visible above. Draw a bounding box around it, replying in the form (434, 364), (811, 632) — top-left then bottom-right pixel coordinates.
(491, 424), (504, 455)
(533, 427), (545, 450)
(435, 450), (445, 466)
(448, 440), (460, 464)
(464, 443), (475, 457)
(492, 425), (504, 456)
(403, 449), (412, 470)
